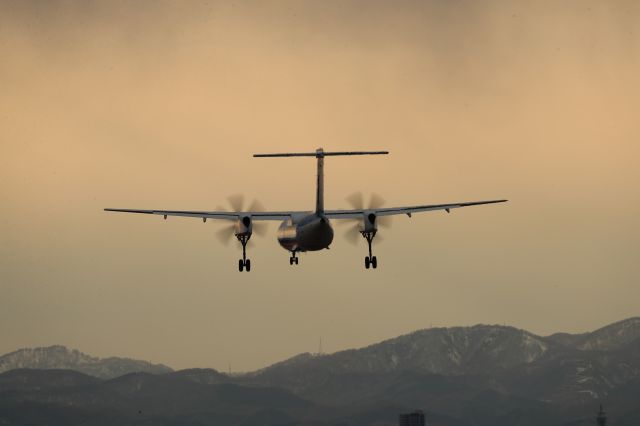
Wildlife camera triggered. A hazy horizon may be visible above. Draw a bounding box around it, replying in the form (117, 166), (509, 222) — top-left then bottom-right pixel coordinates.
(3, 315), (639, 373)
(1, 0), (639, 371)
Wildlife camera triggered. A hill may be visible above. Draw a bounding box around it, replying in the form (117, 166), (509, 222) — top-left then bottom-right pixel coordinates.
(0, 345), (172, 379)
(1, 317), (638, 425)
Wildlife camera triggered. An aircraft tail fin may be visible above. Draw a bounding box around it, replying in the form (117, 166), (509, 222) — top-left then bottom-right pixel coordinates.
(253, 148), (389, 214)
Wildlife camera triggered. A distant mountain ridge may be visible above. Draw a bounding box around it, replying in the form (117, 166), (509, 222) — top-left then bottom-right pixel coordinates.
(0, 345), (172, 379)
(0, 317), (639, 425)
(2, 318), (638, 381)
(251, 317), (639, 376)
(570, 317), (640, 351)
(237, 317), (640, 406)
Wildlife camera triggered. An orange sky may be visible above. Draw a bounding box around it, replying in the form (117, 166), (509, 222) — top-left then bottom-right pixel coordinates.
(1, 0), (639, 371)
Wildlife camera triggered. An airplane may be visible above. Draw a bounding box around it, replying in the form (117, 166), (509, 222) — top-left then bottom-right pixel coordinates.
(105, 148), (507, 271)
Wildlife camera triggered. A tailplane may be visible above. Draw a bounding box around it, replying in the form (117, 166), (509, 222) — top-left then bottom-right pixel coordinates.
(254, 148), (389, 214)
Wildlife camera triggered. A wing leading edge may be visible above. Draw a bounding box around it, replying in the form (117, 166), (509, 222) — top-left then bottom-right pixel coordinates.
(105, 199), (506, 220)
(103, 208), (304, 221)
(324, 199), (508, 219)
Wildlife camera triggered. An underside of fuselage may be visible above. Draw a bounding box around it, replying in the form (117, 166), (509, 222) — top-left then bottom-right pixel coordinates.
(277, 213), (334, 252)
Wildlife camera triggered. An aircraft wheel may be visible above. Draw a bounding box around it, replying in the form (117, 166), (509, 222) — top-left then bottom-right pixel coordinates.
(289, 257), (293, 265)
(365, 256), (370, 269)
(295, 258), (299, 265)
(245, 259), (251, 272)
(238, 259), (244, 272)
(371, 256), (377, 269)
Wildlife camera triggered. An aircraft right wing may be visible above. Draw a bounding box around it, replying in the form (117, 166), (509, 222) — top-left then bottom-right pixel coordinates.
(324, 199), (507, 219)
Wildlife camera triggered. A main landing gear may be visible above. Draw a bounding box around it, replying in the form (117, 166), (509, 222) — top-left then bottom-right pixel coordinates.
(289, 251), (299, 266)
(237, 235), (251, 272)
(362, 230), (378, 269)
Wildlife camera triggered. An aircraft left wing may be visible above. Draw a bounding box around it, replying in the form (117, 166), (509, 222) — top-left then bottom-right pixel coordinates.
(324, 199), (507, 219)
(103, 208), (302, 221)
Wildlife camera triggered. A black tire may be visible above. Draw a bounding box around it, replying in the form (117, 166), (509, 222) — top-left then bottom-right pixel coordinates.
(371, 256), (377, 269)
(365, 256), (370, 269)
(245, 259), (251, 272)
(295, 258), (299, 265)
(289, 257), (293, 265)
(238, 259), (244, 272)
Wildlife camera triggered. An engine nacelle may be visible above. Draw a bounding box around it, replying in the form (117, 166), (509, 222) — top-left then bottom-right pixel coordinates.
(234, 215), (252, 236)
(363, 211), (378, 232)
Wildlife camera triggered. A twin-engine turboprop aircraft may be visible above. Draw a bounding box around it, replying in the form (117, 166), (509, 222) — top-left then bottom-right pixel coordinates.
(105, 148), (507, 271)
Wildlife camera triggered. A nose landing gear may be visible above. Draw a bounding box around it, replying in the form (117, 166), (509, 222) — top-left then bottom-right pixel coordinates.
(289, 251), (299, 265)
(237, 234), (251, 272)
(362, 231), (378, 269)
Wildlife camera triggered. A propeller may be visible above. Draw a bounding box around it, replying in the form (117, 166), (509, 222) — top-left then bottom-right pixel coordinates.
(346, 192), (386, 210)
(341, 192), (392, 245)
(214, 194), (268, 246)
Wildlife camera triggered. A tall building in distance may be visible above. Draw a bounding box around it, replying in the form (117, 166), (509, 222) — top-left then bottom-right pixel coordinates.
(597, 404), (607, 426)
(399, 410), (425, 426)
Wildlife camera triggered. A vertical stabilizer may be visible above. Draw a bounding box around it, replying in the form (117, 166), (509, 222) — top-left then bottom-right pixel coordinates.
(253, 149), (389, 214)
(315, 148), (324, 214)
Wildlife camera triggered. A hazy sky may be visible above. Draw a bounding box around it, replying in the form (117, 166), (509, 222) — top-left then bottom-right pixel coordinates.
(1, 0), (639, 371)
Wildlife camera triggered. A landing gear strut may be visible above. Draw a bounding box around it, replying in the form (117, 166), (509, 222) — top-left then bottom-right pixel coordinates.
(237, 235), (251, 272)
(362, 231), (378, 269)
(289, 251), (299, 266)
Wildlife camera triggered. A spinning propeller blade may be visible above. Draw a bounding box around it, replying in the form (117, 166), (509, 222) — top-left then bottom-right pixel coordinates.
(215, 223), (236, 246)
(214, 194), (268, 242)
(227, 194), (245, 212)
(344, 222), (362, 245)
(343, 192), (392, 243)
(346, 192), (365, 210)
(247, 199), (265, 213)
(347, 191), (386, 211)
(369, 193), (385, 210)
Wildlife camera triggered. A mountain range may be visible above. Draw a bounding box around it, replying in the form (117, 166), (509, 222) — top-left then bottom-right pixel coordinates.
(1, 317), (638, 425)
(0, 345), (172, 379)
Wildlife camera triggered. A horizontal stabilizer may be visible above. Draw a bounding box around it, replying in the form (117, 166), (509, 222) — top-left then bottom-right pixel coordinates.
(253, 148), (387, 214)
(254, 150), (388, 158)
